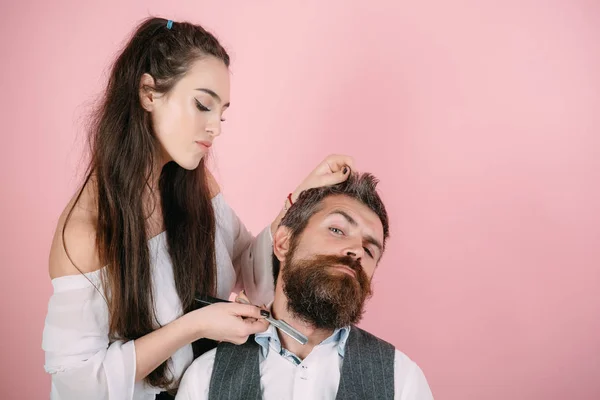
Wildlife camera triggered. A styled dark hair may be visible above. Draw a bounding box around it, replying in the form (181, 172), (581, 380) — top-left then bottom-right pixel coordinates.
(62, 17), (229, 389)
(272, 172), (390, 283)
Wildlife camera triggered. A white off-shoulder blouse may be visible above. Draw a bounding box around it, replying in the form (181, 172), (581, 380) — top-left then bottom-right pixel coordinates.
(42, 193), (275, 399)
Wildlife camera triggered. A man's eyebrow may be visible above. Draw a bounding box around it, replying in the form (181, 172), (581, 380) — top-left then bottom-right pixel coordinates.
(328, 210), (383, 253)
(329, 210), (357, 226)
(364, 235), (383, 254)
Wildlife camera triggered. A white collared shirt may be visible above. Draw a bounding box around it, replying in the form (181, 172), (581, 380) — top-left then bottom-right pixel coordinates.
(176, 324), (434, 400)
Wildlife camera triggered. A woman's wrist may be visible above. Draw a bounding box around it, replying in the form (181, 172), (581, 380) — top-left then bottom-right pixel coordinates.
(271, 187), (305, 236)
(283, 188), (300, 211)
(179, 309), (205, 343)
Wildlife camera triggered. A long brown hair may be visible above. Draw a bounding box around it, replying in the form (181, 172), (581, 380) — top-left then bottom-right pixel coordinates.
(62, 17), (230, 389)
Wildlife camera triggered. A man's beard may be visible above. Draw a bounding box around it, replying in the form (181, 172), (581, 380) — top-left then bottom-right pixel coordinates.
(282, 247), (373, 330)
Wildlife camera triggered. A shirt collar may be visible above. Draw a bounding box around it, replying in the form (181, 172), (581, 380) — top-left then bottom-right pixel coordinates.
(254, 323), (351, 364)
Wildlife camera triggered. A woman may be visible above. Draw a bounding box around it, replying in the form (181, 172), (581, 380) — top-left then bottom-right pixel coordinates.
(42, 17), (353, 400)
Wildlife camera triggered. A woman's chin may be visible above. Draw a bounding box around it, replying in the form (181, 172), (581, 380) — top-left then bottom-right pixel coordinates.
(175, 155), (204, 171)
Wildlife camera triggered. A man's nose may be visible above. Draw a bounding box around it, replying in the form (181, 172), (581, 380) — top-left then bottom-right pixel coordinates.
(342, 240), (364, 260)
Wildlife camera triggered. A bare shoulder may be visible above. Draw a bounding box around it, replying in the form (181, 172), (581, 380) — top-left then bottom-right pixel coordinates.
(49, 181), (102, 279)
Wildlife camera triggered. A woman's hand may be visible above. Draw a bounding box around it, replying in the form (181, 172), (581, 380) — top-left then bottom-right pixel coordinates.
(270, 154), (355, 236)
(292, 154), (355, 202)
(133, 301), (267, 381)
(187, 302), (269, 345)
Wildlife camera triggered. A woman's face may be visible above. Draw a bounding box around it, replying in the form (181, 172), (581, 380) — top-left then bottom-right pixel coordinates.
(145, 55), (230, 170)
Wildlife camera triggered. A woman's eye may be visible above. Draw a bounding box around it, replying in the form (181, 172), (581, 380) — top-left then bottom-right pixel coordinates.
(195, 99), (210, 112)
(329, 227), (344, 235)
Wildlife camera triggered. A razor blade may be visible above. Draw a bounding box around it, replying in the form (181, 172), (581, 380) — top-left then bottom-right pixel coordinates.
(195, 295), (308, 345)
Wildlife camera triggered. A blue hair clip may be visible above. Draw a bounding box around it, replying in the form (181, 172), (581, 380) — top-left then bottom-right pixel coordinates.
(166, 20), (173, 29)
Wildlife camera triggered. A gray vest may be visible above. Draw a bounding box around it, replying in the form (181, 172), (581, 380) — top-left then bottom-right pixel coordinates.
(207, 326), (395, 400)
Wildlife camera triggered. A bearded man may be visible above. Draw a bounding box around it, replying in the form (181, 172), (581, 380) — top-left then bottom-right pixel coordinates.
(177, 173), (434, 400)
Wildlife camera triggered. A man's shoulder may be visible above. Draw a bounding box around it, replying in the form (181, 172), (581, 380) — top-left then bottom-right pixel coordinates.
(188, 347), (218, 374)
(350, 325), (395, 348)
(176, 349), (218, 399)
(350, 326), (420, 367)
(347, 327), (433, 398)
(393, 348), (419, 370)
(392, 349), (434, 399)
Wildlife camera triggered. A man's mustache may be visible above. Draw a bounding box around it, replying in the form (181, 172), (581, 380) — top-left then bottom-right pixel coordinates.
(310, 254), (364, 276)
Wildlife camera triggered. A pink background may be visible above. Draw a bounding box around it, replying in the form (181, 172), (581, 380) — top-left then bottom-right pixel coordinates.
(2, 1), (599, 399)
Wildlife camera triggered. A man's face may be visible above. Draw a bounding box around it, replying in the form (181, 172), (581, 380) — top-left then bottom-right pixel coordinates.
(279, 195), (385, 329)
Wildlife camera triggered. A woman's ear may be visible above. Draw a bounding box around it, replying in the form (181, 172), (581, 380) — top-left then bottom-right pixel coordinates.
(273, 226), (292, 263)
(139, 73), (156, 112)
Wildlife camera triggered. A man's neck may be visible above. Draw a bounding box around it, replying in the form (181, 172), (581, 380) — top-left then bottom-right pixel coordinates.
(270, 282), (335, 360)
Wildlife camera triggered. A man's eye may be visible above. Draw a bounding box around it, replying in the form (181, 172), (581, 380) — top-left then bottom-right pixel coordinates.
(329, 227), (344, 235)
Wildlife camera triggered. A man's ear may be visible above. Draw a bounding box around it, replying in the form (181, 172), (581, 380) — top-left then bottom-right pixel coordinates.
(273, 225), (293, 262)
(139, 73), (157, 112)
